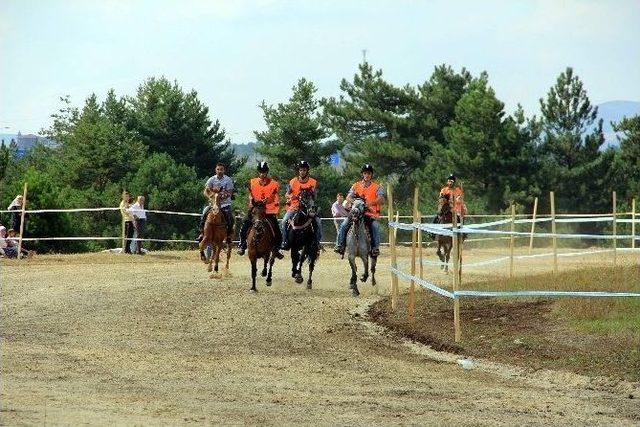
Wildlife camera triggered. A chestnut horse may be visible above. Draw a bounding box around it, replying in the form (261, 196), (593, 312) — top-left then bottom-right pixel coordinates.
(247, 201), (278, 292)
(199, 193), (232, 278)
(435, 194), (465, 273)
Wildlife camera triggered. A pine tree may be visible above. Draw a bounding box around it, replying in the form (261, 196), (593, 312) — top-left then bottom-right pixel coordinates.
(539, 67), (613, 212)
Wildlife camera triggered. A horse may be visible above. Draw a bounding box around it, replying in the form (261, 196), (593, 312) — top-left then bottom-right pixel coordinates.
(286, 188), (319, 289)
(345, 198), (377, 297)
(435, 194), (458, 273)
(199, 193), (232, 279)
(247, 201), (278, 292)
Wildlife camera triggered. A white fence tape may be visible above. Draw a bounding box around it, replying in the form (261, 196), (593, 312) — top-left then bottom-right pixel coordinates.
(389, 266), (454, 299)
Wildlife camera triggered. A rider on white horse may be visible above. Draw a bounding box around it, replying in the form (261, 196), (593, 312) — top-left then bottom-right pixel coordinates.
(334, 164), (385, 257)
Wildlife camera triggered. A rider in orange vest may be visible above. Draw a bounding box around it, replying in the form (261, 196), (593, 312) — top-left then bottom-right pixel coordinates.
(334, 164), (385, 257)
(280, 160), (322, 250)
(237, 161), (284, 259)
(437, 173), (466, 224)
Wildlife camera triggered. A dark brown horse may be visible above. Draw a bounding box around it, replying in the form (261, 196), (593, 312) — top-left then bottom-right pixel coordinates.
(199, 193), (232, 279)
(247, 201), (279, 292)
(436, 194), (454, 273)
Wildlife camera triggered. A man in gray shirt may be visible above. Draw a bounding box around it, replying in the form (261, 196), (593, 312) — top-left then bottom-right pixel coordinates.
(199, 163), (235, 246)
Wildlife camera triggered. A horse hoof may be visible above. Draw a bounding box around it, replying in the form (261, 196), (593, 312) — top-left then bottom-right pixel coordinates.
(371, 279), (376, 287)
(250, 288), (258, 293)
(351, 288), (360, 297)
(266, 279), (272, 287)
(210, 273), (221, 279)
(224, 269), (232, 277)
(360, 275), (368, 283)
(295, 275), (304, 284)
(306, 280), (312, 290)
(261, 270), (267, 277)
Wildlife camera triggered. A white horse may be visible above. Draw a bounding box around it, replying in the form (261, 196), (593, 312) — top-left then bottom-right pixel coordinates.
(345, 198), (377, 296)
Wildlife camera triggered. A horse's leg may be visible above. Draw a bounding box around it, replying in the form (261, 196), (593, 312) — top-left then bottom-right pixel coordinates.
(224, 242), (232, 277)
(209, 244), (221, 278)
(437, 242), (445, 270)
(348, 254), (359, 296)
(291, 247), (298, 278)
(261, 256), (268, 277)
(199, 238), (208, 264)
(294, 248), (305, 284)
(306, 250), (315, 290)
(266, 253), (275, 286)
(370, 254), (377, 287)
(214, 244), (221, 273)
(444, 243), (451, 274)
(250, 258), (258, 292)
(360, 254), (369, 283)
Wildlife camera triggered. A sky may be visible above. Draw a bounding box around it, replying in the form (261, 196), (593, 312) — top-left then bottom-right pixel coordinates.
(1, 0), (639, 142)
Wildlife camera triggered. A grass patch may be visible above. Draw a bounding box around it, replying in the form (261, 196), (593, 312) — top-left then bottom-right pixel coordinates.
(370, 263), (640, 381)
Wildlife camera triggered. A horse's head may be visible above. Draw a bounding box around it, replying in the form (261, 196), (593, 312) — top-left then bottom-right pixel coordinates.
(208, 192), (221, 215)
(437, 194), (452, 218)
(251, 200), (267, 230)
(298, 188), (318, 217)
(350, 197), (366, 221)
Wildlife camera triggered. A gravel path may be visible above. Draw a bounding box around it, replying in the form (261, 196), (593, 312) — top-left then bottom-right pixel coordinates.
(1, 251), (638, 425)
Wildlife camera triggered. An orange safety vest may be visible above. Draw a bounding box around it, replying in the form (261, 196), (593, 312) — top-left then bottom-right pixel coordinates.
(287, 177), (317, 209)
(353, 181), (382, 219)
(250, 177), (280, 215)
(439, 186), (466, 215)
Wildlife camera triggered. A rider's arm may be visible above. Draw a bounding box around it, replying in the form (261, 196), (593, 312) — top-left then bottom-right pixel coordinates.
(345, 185), (356, 203)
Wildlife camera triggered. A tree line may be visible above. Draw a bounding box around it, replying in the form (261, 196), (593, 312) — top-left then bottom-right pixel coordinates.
(1, 64), (638, 252)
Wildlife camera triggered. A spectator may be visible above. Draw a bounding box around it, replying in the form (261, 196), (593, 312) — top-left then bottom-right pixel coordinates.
(0, 226), (18, 258)
(331, 192), (350, 231)
(7, 195), (24, 232)
(7, 228), (34, 258)
(128, 196), (147, 255)
(119, 191), (135, 254)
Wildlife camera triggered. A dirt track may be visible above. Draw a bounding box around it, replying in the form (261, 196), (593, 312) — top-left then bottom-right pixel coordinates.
(1, 251), (639, 425)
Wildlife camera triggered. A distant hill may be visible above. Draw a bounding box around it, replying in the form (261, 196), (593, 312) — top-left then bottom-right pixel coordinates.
(594, 101), (640, 149)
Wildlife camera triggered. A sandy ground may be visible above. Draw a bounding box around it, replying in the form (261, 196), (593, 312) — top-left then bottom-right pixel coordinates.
(1, 248), (639, 425)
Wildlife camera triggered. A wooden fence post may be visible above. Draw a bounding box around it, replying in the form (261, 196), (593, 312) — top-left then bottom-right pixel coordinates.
(612, 191), (617, 266)
(632, 198), (636, 249)
(16, 182), (28, 258)
(387, 185), (398, 311)
(452, 211), (461, 342)
(550, 191), (557, 274)
(408, 187), (419, 319)
(509, 203), (515, 278)
(418, 210), (423, 281)
(528, 197), (538, 254)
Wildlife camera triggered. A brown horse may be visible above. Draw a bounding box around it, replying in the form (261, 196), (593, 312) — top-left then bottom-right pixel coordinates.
(247, 201), (279, 292)
(435, 194), (454, 273)
(199, 193), (232, 279)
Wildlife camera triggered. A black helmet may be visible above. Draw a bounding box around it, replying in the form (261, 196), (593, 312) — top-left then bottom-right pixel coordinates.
(361, 164), (374, 173)
(297, 160), (310, 170)
(447, 174), (456, 182)
(257, 161), (269, 172)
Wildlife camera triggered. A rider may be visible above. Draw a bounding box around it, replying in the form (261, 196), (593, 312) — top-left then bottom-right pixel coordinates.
(438, 173), (466, 224)
(237, 161), (284, 259)
(280, 160), (322, 250)
(199, 162), (235, 246)
(334, 164), (385, 257)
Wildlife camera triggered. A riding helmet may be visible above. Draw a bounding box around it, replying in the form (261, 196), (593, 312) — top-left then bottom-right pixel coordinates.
(257, 161), (270, 172)
(447, 173), (456, 182)
(297, 160), (310, 170)
(361, 164), (374, 173)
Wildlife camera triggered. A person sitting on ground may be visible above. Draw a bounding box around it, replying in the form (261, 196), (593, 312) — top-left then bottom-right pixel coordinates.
(237, 161), (284, 259)
(7, 228), (34, 258)
(0, 226), (18, 258)
(198, 162), (235, 247)
(334, 164), (385, 257)
(280, 160), (322, 250)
